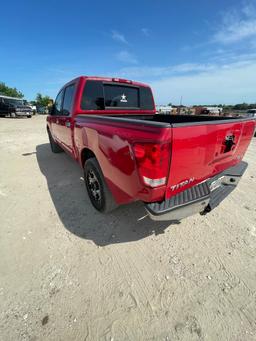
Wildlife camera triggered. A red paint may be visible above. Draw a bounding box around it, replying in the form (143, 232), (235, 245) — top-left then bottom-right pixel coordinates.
(47, 76), (255, 205)
(166, 121), (255, 198)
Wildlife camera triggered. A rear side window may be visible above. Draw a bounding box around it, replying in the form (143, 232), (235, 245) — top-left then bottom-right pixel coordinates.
(81, 80), (154, 110)
(53, 89), (64, 115)
(81, 81), (104, 110)
(62, 84), (75, 116)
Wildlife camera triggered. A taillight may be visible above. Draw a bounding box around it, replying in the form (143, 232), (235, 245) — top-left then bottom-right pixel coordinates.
(133, 143), (171, 187)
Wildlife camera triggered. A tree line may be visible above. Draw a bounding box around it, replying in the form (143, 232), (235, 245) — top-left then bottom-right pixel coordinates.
(192, 103), (256, 111)
(168, 102), (256, 111)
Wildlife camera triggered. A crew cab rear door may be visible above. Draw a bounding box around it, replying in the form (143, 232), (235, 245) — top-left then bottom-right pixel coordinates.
(166, 119), (255, 199)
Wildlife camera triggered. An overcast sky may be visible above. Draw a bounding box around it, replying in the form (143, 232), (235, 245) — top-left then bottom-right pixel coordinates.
(1, 0), (256, 105)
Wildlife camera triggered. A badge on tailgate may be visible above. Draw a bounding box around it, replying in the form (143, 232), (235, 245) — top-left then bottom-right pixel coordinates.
(222, 134), (236, 153)
(170, 178), (195, 191)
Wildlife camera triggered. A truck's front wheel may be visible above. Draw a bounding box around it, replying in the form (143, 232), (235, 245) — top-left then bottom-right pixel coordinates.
(84, 158), (117, 213)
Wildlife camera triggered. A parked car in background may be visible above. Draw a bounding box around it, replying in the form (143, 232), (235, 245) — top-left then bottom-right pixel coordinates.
(0, 95), (32, 118)
(156, 105), (172, 114)
(246, 109), (256, 117)
(245, 109), (256, 136)
(37, 106), (49, 115)
(27, 104), (37, 115)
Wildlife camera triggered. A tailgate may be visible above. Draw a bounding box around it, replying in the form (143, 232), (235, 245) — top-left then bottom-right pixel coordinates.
(166, 119), (255, 199)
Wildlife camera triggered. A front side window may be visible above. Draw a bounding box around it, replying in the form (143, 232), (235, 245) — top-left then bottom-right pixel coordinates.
(62, 84), (75, 116)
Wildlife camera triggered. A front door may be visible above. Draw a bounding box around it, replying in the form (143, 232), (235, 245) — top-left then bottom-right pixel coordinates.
(55, 84), (75, 154)
(51, 89), (64, 142)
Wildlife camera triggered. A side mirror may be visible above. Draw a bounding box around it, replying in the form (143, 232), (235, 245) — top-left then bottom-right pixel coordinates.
(48, 105), (54, 115)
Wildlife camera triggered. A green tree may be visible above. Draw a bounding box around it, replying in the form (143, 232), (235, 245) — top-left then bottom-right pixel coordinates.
(233, 103), (250, 110)
(0, 82), (24, 98)
(35, 93), (51, 107)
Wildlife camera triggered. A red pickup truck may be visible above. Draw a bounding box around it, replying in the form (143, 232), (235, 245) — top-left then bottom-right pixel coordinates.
(46, 76), (255, 221)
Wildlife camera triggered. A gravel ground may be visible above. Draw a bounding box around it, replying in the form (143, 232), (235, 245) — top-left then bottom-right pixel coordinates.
(0, 116), (256, 341)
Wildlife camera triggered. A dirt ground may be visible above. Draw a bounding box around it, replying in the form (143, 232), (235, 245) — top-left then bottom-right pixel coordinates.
(0, 115), (256, 341)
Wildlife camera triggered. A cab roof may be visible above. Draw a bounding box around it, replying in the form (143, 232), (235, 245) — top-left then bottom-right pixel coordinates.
(64, 76), (150, 89)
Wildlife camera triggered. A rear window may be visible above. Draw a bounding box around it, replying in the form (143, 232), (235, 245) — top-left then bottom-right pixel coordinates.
(81, 80), (154, 110)
(104, 84), (139, 108)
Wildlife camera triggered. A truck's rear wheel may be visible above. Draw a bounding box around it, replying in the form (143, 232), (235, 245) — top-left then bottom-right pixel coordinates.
(84, 158), (118, 213)
(48, 130), (63, 153)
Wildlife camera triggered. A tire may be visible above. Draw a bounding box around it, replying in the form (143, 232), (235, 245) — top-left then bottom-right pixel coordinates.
(84, 158), (118, 213)
(48, 130), (63, 153)
(27, 115), (32, 118)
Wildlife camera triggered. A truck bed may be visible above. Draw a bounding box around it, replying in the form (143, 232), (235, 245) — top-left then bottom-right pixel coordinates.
(77, 113), (254, 127)
(152, 113), (254, 125)
(75, 113), (255, 202)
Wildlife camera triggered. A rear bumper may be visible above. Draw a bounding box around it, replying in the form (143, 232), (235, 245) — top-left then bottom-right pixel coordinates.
(145, 161), (248, 221)
(15, 111), (32, 116)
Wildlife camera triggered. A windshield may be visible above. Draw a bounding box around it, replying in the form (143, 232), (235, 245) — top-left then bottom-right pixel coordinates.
(4, 98), (24, 106)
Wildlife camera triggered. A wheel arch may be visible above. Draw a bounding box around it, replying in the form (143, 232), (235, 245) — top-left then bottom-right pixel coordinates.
(80, 147), (96, 167)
